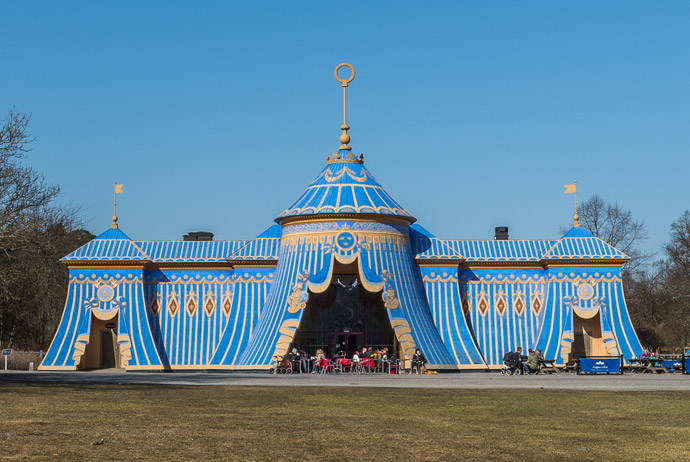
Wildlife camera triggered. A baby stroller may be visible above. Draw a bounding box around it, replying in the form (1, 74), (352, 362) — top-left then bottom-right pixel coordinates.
(501, 351), (523, 375)
(269, 356), (293, 374)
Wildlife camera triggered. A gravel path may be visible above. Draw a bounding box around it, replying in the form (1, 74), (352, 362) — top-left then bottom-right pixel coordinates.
(2, 370), (689, 391)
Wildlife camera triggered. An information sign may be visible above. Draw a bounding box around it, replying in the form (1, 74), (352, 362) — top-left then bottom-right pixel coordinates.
(578, 356), (622, 374)
(2, 349), (10, 371)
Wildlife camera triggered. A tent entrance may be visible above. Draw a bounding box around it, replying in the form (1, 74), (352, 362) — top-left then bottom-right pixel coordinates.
(82, 314), (121, 369)
(571, 312), (606, 360)
(294, 262), (396, 358)
(328, 332), (364, 358)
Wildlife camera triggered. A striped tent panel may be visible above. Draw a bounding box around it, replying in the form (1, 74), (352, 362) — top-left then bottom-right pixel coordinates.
(359, 238), (456, 365)
(235, 236), (335, 367)
(420, 267), (486, 366)
(601, 277), (644, 361)
(237, 226), (456, 368)
(39, 269), (163, 370)
(209, 269), (273, 367)
(460, 270), (546, 366)
(145, 270), (270, 368)
(535, 268), (643, 365)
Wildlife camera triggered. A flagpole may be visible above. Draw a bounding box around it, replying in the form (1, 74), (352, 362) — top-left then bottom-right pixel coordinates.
(112, 181), (118, 229)
(573, 180), (579, 228)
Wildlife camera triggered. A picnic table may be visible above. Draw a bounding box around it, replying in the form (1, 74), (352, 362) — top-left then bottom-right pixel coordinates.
(538, 359), (560, 374)
(627, 358), (669, 374)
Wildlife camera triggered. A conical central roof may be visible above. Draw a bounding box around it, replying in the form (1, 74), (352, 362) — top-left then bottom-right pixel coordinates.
(275, 150), (415, 224)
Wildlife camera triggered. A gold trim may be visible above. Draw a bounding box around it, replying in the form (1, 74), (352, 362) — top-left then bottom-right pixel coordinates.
(416, 259), (463, 266)
(66, 263), (147, 269)
(226, 260), (278, 268)
(276, 213), (415, 226)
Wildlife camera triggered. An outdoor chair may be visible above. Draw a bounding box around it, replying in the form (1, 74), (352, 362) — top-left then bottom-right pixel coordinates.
(320, 358), (335, 374)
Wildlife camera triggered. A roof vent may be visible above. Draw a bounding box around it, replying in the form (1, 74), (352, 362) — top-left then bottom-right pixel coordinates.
(183, 231), (214, 242)
(494, 227), (509, 240)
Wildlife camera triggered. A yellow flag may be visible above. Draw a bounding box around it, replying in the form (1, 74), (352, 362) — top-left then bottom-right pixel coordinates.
(115, 183), (124, 194)
(564, 184), (576, 194)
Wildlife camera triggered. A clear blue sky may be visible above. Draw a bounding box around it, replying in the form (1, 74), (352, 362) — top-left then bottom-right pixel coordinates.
(2, 2), (688, 256)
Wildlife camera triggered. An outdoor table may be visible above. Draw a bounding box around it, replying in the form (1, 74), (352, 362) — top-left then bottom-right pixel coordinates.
(627, 358), (669, 374)
(301, 357), (314, 373)
(661, 359), (683, 372)
(538, 359), (560, 374)
(335, 357), (351, 373)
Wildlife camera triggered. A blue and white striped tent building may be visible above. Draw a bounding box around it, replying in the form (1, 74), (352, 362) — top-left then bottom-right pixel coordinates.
(40, 67), (643, 371)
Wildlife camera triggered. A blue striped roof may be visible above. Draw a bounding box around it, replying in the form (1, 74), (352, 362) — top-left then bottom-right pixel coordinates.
(447, 239), (557, 262)
(62, 228), (149, 262)
(276, 151), (415, 223)
(541, 227), (629, 260)
(136, 240), (248, 263)
(62, 226), (279, 263)
(410, 226), (461, 260)
(229, 238), (280, 260)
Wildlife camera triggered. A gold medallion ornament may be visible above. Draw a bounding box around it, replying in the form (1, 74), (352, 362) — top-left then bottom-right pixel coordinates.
(577, 283), (594, 301)
(97, 284), (115, 303)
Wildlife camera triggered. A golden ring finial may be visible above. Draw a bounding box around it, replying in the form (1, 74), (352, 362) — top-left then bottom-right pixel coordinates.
(334, 63), (355, 87)
(335, 63), (355, 151)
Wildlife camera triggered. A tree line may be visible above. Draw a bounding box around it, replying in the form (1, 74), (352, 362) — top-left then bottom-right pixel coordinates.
(0, 108), (688, 352)
(0, 109), (93, 349)
(568, 196), (690, 351)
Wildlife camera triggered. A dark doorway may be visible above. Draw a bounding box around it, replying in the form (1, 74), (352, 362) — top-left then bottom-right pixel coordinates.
(329, 331), (364, 358)
(100, 330), (116, 368)
(294, 265), (396, 358)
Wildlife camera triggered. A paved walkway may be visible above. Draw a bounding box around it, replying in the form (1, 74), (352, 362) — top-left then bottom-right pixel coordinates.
(1, 370), (689, 391)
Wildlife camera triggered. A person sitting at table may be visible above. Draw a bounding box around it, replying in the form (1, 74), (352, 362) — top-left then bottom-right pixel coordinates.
(298, 349), (309, 373)
(411, 348), (427, 374)
(381, 347), (391, 372)
(312, 348), (325, 374)
(288, 348), (300, 372)
(361, 347), (376, 371)
(524, 349), (539, 374)
(351, 350), (361, 371)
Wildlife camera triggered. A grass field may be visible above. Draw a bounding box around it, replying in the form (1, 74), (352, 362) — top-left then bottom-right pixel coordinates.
(1, 384), (689, 461)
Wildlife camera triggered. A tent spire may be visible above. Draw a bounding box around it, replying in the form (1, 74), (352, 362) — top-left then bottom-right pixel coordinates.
(334, 63), (355, 150)
(112, 181), (123, 228)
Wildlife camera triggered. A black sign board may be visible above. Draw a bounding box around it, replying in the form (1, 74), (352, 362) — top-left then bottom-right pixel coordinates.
(105, 322), (116, 329)
(1, 349), (11, 356)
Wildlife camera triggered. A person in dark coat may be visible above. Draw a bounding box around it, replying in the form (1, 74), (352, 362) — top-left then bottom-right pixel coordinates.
(411, 349), (427, 374)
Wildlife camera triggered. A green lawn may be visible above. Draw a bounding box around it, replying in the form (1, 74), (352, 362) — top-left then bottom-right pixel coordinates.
(1, 384), (688, 461)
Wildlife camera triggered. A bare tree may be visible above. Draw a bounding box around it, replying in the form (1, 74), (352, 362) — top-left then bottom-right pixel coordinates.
(0, 109), (60, 250)
(561, 194), (651, 275)
(0, 109), (92, 349)
(663, 211), (690, 347)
